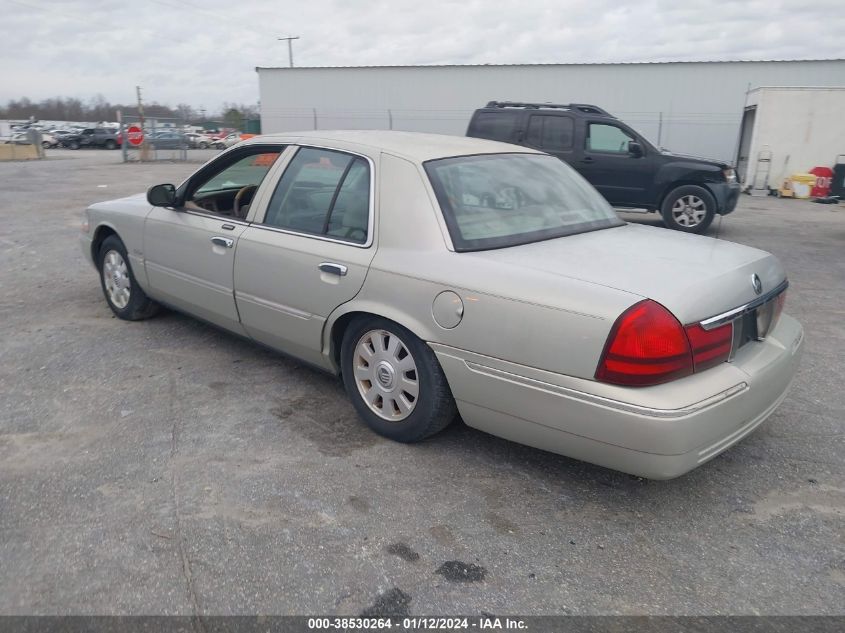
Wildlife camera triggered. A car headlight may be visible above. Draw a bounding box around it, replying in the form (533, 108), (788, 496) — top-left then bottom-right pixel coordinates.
(723, 168), (737, 183)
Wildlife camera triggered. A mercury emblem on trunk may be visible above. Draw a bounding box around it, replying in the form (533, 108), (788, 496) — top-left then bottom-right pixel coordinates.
(751, 274), (763, 295)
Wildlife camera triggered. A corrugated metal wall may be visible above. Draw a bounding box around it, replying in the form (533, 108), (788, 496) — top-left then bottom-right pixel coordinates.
(257, 60), (845, 162)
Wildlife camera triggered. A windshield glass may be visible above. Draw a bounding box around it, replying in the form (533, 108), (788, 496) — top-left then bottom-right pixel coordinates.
(425, 153), (623, 251)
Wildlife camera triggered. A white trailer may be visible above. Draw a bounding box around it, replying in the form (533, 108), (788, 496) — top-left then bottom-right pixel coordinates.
(737, 86), (845, 191)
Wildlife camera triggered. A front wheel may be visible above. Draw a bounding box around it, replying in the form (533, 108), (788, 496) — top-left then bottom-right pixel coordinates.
(98, 235), (160, 320)
(68, 141), (80, 150)
(661, 185), (716, 233)
(104, 140), (117, 150)
(341, 317), (456, 443)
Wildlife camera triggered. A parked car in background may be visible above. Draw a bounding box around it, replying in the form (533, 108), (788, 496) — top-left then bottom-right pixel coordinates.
(4, 132), (31, 145)
(185, 132), (213, 149)
(213, 132), (242, 149)
(40, 133), (60, 149)
(147, 131), (187, 150)
(467, 101), (740, 233)
(62, 127), (120, 150)
(80, 131), (802, 479)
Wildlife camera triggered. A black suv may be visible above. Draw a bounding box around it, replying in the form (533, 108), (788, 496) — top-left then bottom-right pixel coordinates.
(467, 102), (740, 233)
(61, 127), (119, 150)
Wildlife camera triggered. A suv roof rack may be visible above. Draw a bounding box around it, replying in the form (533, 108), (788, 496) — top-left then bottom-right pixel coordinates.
(485, 101), (613, 117)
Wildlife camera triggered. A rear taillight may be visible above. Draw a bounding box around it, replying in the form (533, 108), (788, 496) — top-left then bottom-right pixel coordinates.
(684, 322), (733, 372)
(595, 300), (693, 387)
(596, 299), (740, 387)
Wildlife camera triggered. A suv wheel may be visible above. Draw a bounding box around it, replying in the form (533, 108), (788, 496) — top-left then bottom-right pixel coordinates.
(661, 185), (716, 233)
(104, 140), (117, 150)
(68, 141), (80, 150)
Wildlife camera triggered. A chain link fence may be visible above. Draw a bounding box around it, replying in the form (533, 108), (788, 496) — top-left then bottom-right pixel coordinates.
(118, 115), (189, 162)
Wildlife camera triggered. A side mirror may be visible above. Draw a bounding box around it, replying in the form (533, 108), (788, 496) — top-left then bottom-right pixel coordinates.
(628, 141), (644, 157)
(147, 183), (177, 207)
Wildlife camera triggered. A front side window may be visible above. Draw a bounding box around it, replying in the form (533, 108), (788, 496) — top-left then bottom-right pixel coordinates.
(587, 123), (635, 154)
(425, 153), (622, 251)
(263, 147), (370, 244)
(185, 149), (282, 218)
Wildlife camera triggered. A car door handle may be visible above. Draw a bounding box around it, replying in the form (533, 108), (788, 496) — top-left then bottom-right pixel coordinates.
(319, 262), (348, 276)
(581, 157), (595, 163)
(210, 236), (234, 248)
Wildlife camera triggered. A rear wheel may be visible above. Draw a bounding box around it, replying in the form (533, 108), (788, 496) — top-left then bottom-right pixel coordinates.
(661, 185), (716, 233)
(341, 316), (456, 443)
(68, 141), (80, 150)
(98, 235), (160, 320)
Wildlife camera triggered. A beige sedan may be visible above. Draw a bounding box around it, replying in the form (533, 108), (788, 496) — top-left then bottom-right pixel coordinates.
(80, 131), (803, 479)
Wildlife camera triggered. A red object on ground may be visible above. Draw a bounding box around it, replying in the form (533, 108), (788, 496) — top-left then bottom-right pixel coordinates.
(126, 125), (144, 147)
(809, 166), (833, 197)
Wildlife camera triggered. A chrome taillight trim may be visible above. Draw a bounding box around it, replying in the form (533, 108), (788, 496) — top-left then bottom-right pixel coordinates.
(699, 280), (789, 331)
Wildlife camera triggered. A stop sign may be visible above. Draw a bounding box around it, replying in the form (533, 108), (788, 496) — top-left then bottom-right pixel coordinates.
(126, 125), (144, 146)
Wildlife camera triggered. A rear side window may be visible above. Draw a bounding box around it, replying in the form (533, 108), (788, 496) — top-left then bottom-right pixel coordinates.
(526, 115), (574, 151)
(263, 147), (370, 244)
(469, 111), (516, 142)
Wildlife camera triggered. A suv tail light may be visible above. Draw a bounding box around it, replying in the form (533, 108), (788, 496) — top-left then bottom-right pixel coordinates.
(595, 300), (693, 386)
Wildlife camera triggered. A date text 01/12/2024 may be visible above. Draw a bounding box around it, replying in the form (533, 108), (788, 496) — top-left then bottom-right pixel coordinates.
(307, 617), (527, 630)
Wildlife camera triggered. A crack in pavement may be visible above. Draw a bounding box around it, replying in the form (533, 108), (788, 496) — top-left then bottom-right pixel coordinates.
(168, 377), (207, 633)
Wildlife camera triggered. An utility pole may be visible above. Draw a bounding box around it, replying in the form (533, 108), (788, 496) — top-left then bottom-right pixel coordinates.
(277, 36), (300, 67)
(136, 85), (149, 161)
(136, 85), (145, 129)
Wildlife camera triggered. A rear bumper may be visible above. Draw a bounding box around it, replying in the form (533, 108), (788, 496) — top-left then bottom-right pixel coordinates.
(712, 181), (741, 215)
(432, 313), (803, 479)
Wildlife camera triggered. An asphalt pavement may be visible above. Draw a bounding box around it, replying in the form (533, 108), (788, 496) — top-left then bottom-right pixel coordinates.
(0, 149), (843, 615)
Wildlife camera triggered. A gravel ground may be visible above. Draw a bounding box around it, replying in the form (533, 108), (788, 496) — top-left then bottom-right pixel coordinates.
(0, 149), (843, 615)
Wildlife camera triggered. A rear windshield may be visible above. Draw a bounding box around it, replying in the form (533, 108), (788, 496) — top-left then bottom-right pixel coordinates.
(424, 153), (623, 251)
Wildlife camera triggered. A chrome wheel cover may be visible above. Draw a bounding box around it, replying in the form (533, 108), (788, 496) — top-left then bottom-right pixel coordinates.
(102, 250), (131, 309)
(353, 329), (419, 421)
(671, 194), (707, 227)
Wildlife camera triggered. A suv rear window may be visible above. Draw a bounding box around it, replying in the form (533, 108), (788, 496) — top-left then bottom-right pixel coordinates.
(469, 111), (515, 142)
(425, 153), (623, 251)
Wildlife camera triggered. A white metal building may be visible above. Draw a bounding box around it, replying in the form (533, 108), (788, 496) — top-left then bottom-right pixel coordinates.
(257, 59), (845, 165)
(738, 86), (845, 188)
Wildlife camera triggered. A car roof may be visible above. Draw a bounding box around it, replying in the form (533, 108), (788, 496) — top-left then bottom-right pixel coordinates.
(243, 130), (542, 162)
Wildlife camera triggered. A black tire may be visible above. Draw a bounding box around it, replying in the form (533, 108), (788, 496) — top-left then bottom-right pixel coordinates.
(199, 142), (208, 149)
(340, 316), (457, 443)
(660, 185), (716, 234)
(41, 141), (50, 149)
(104, 140), (117, 150)
(68, 141), (80, 150)
(97, 235), (160, 321)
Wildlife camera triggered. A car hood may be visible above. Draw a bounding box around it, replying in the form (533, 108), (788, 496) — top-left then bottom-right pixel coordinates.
(660, 149), (730, 169)
(467, 223), (785, 324)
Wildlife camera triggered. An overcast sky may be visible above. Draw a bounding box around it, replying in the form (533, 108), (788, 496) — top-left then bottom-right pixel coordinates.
(2, 0), (843, 111)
